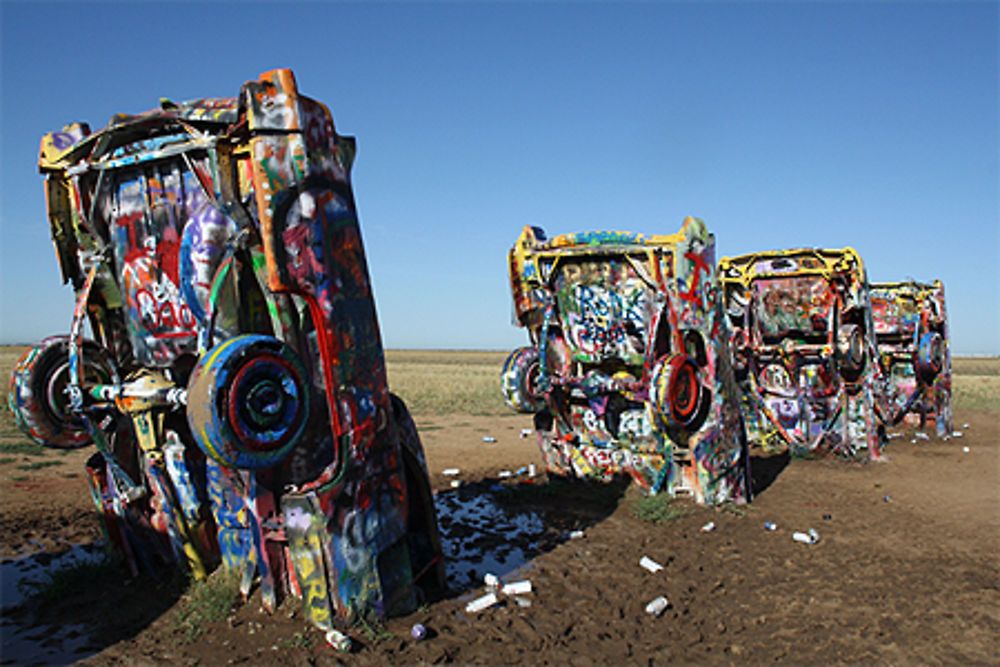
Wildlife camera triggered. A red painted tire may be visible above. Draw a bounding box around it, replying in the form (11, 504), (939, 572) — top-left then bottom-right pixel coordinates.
(7, 336), (117, 448)
(650, 353), (705, 430)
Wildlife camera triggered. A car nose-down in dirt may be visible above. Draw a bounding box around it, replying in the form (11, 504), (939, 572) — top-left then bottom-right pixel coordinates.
(870, 280), (952, 435)
(502, 217), (750, 504)
(718, 248), (885, 460)
(8, 69), (444, 630)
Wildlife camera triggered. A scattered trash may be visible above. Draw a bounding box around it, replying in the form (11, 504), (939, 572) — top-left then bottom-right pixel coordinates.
(484, 573), (500, 588)
(411, 624), (427, 640)
(516, 466), (528, 475)
(514, 596), (533, 608)
(886, 432), (903, 440)
(952, 431), (963, 438)
(639, 555), (664, 573)
(914, 432), (929, 440)
(963, 446), (970, 453)
(450, 480), (462, 488)
(910, 439), (916, 444)
(528, 463), (536, 477)
(502, 580), (532, 596)
(822, 514), (832, 521)
(325, 629), (351, 651)
(483, 436), (497, 443)
(700, 521), (716, 533)
(498, 470), (513, 478)
(442, 468), (460, 476)
(568, 530), (585, 540)
(520, 428), (533, 438)
(792, 529), (820, 545)
(962, 423), (970, 428)
(465, 592), (499, 613)
(645, 595), (670, 616)
(883, 495), (891, 503)
(763, 521), (777, 531)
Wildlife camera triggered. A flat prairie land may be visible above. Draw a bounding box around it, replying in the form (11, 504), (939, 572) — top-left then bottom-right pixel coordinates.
(1, 347), (997, 665)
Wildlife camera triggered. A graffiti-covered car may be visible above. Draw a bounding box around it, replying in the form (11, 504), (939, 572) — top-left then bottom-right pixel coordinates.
(718, 248), (884, 460)
(502, 217), (750, 504)
(8, 69), (444, 629)
(870, 280), (952, 435)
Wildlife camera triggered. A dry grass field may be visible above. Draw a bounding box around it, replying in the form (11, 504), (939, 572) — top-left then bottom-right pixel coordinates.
(1, 345), (998, 664)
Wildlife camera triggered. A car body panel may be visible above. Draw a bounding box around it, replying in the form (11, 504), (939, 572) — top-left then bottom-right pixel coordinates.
(870, 280), (952, 435)
(12, 69), (443, 630)
(505, 217), (750, 504)
(719, 248), (884, 460)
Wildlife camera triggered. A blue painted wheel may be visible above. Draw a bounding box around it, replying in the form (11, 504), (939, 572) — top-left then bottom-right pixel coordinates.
(187, 335), (311, 470)
(8, 336), (116, 448)
(914, 332), (944, 380)
(501, 346), (545, 413)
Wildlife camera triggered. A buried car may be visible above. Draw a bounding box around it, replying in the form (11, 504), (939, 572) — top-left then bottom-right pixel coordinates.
(8, 69), (444, 629)
(718, 248), (885, 460)
(501, 217), (750, 505)
(870, 280), (952, 436)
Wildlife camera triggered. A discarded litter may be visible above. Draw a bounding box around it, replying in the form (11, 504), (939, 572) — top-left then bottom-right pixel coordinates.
(700, 521), (716, 533)
(963, 446), (970, 453)
(639, 555), (664, 573)
(962, 423), (969, 428)
(792, 529), (820, 545)
(914, 432), (930, 440)
(502, 580), (532, 596)
(442, 468), (461, 476)
(952, 431), (963, 438)
(887, 432), (903, 440)
(516, 466), (528, 475)
(484, 573), (500, 588)
(822, 514), (832, 521)
(568, 530), (585, 540)
(763, 521), (777, 531)
(514, 596), (533, 608)
(645, 595), (670, 616)
(450, 480), (462, 488)
(411, 624), (427, 640)
(883, 495), (891, 503)
(498, 470), (514, 478)
(465, 592), (499, 613)
(520, 428), (533, 438)
(528, 463), (536, 477)
(483, 436), (497, 443)
(325, 629), (351, 651)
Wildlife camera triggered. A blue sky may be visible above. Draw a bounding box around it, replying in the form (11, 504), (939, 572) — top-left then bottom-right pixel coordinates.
(1, 1), (997, 353)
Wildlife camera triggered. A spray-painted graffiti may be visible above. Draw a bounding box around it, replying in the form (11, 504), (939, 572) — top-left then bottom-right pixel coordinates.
(503, 218), (750, 505)
(870, 280), (952, 435)
(10, 69), (443, 632)
(719, 248), (885, 460)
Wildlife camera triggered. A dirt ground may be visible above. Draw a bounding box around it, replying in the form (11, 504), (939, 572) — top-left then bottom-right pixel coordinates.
(2, 405), (998, 665)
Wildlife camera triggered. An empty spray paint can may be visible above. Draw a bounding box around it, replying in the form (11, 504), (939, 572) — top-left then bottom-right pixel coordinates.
(326, 629), (351, 651)
(465, 592), (499, 613)
(763, 521), (777, 531)
(645, 596), (669, 616)
(411, 623), (427, 640)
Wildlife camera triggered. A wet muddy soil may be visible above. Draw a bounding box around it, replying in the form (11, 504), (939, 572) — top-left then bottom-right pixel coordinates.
(1, 410), (997, 665)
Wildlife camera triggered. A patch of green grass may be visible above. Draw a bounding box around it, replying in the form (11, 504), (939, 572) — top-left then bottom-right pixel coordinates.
(0, 440), (44, 456)
(632, 493), (691, 524)
(18, 551), (121, 603)
(717, 502), (747, 517)
(172, 566), (242, 642)
(279, 630), (319, 650)
(10, 475), (27, 481)
(0, 456), (15, 465)
(16, 460), (63, 471)
(352, 612), (395, 643)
